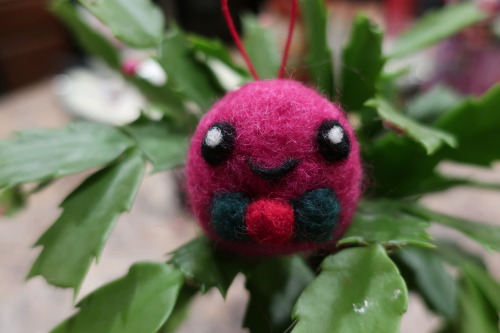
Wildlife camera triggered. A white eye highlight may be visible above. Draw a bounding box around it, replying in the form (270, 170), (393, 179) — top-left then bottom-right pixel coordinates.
(205, 127), (223, 147)
(327, 126), (344, 144)
(317, 120), (350, 162)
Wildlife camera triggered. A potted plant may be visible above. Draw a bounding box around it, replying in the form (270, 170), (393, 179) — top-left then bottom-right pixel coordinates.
(1, 0), (499, 332)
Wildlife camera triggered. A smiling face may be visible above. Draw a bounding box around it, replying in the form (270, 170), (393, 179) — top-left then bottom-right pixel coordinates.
(186, 79), (362, 255)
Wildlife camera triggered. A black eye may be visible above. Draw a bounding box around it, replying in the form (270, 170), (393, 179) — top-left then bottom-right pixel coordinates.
(317, 120), (350, 162)
(201, 122), (236, 165)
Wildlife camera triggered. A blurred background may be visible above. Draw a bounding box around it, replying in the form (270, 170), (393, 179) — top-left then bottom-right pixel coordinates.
(1, 0), (499, 94)
(1, 0), (500, 332)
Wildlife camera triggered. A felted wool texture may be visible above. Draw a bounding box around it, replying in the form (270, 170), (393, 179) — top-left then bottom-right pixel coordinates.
(247, 158), (299, 181)
(211, 193), (250, 241)
(245, 199), (295, 247)
(186, 79), (363, 256)
(293, 188), (341, 242)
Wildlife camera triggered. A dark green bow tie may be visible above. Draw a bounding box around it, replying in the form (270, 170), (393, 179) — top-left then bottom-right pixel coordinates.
(210, 188), (341, 244)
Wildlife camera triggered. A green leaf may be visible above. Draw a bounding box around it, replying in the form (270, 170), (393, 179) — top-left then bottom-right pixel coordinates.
(457, 271), (499, 333)
(443, 214), (500, 253)
(0, 122), (133, 188)
(159, 29), (222, 111)
(188, 34), (248, 76)
(299, 0), (335, 98)
(404, 204), (500, 252)
(395, 247), (456, 319)
(128, 78), (189, 121)
(292, 245), (408, 333)
(339, 200), (433, 248)
(433, 239), (486, 269)
(0, 187), (26, 217)
(464, 263), (500, 311)
(158, 285), (198, 333)
(364, 133), (440, 197)
(60, 13), (188, 114)
(419, 173), (500, 194)
(434, 323), (456, 333)
(28, 152), (145, 291)
(78, 0), (165, 48)
(372, 169), (500, 198)
(168, 236), (259, 297)
(52, 262), (184, 333)
(242, 14), (281, 80)
(396, 172), (469, 197)
(0, 180), (55, 216)
(389, 2), (485, 58)
(188, 35), (248, 91)
(366, 97), (457, 154)
(50, 0), (120, 69)
(347, 84), (500, 198)
(124, 119), (189, 172)
(406, 85), (463, 124)
(397, 171), (500, 196)
(341, 15), (385, 111)
(243, 256), (314, 333)
(435, 84), (500, 166)
(168, 237), (228, 295)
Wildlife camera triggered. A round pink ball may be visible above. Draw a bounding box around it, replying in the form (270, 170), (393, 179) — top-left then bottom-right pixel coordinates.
(186, 79), (362, 255)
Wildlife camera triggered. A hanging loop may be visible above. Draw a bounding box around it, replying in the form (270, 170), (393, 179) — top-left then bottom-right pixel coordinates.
(222, 0), (299, 80)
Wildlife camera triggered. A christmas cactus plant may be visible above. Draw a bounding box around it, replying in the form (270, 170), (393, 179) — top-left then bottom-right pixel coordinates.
(1, 0), (500, 332)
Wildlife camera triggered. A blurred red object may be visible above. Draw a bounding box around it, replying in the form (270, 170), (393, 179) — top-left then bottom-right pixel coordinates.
(384, 0), (418, 36)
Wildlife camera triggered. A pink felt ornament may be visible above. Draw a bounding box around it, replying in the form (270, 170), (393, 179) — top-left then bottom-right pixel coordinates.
(185, 0), (362, 256)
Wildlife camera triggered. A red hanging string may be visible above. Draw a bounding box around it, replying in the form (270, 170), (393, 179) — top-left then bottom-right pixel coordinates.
(278, 0), (298, 79)
(222, 0), (260, 80)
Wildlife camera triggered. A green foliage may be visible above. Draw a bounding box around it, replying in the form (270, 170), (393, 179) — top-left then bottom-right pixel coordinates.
(464, 264), (500, 312)
(435, 84), (500, 166)
(457, 271), (499, 333)
(433, 239), (487, 269)
(365, 83), (500, 198)
(3, 0), (500, 331)
(339, 200), (433, 248)
(0, 187), (26, 216)
(0, 181), (52, 216)
(124, 119), (189, 173)
(51, 0), (120, 69)
(244, 256), (314, 333)
(188, 35), (246, 75)
(28, 152), (145, 291)
(389, 2), (486, 58)
(395, 247), (456, 319)
(394, 240), (500, 331)
(407, 204), (500, 252)
(341, 15), (385, 111)
(366, 133), (442, 197)
(158, 285), (198, 333)
(0, 122), (133, 188)
(292, 245), (408, 333)
(53, 1), (195, 114)
(78, 0), (165, 48)
(130, 78), (188, 117)
(242, 14), (281, 79)
(168, 236), (257, 296)
(188, 34), (249, 89)
(299, 0), (335, 98)
(366, 98), (457, 154)
(52, 262), (184, 333)
(406, 84), (463, 124)
(160, 29), (223, 111)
